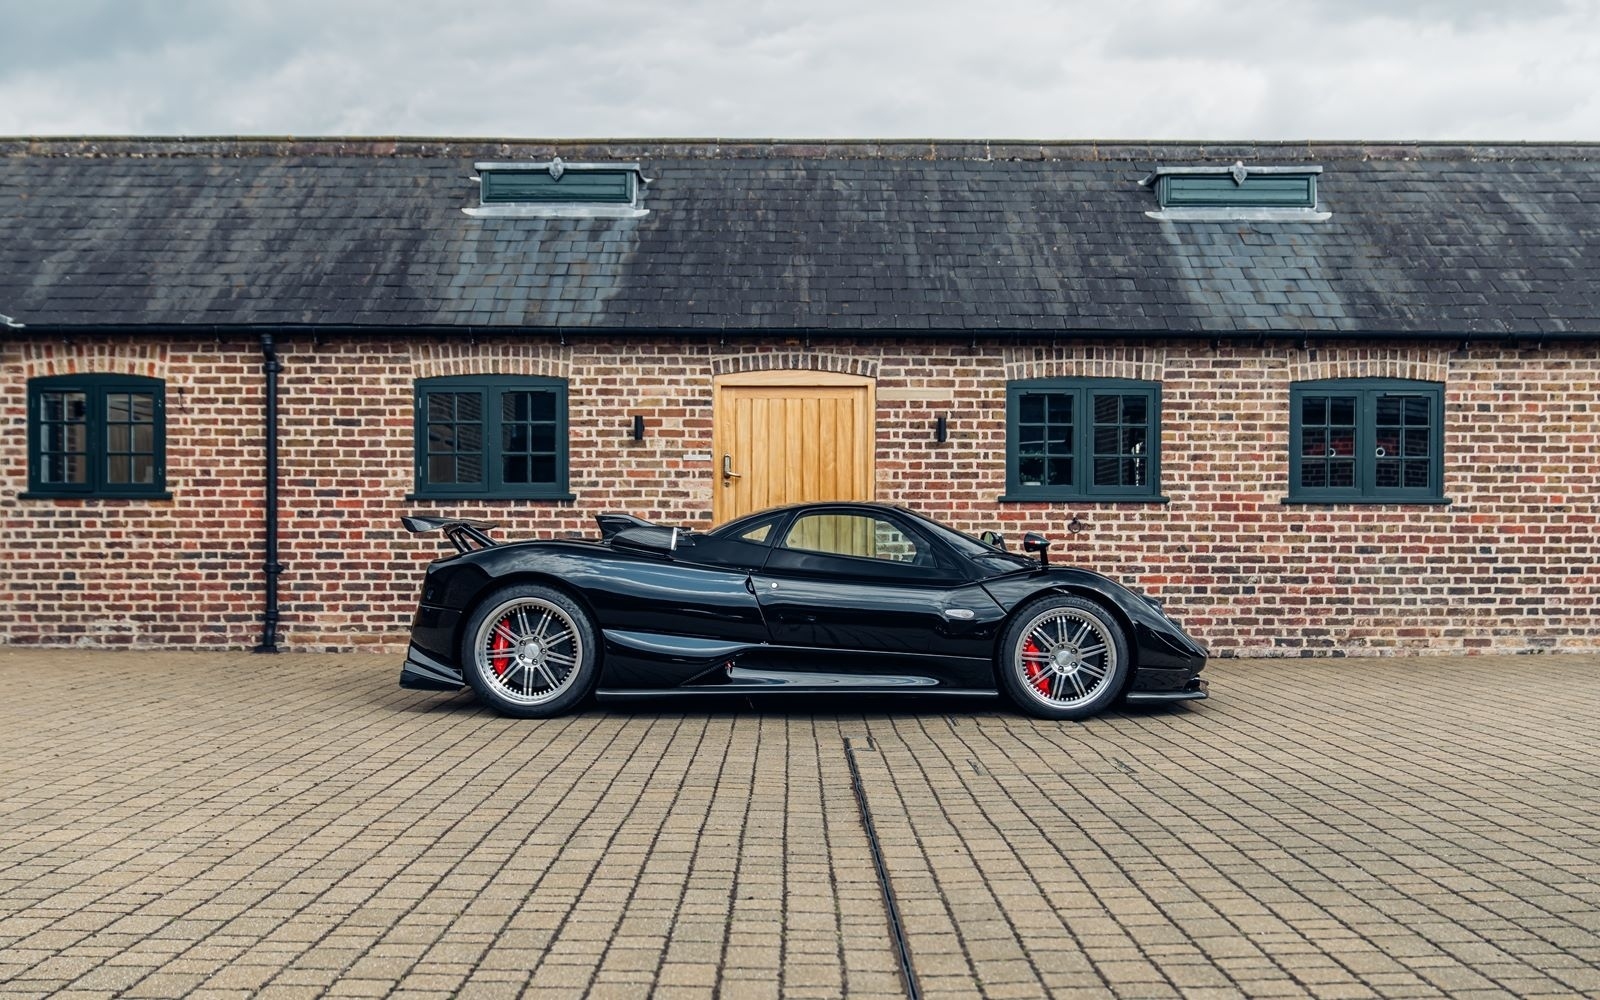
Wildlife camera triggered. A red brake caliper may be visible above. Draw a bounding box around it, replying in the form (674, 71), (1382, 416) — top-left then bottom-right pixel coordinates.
(490, 616), (512, 676)
(1023, 638), (1050, 694)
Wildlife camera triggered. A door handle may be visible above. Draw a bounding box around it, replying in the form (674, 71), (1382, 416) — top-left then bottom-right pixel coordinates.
(722, 454), (742, 480)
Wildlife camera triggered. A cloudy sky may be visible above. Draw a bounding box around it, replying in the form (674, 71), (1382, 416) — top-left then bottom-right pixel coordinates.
(0, 0), (1595, 140)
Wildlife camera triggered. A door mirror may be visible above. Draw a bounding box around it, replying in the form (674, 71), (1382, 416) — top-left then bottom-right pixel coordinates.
(1022, 532), (1053, 567)
(978, 530), (1006, 551)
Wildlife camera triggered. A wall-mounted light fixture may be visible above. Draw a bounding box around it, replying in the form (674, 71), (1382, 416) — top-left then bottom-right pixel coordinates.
(631, 415), (646, 441)
(935, 414), (948, 443)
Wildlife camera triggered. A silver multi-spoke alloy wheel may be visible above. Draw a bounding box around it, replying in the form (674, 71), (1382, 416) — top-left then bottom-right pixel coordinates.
(1000, 595), (1129, 719)
(461, 584), (597, 717)
(474, 596), (584, 706)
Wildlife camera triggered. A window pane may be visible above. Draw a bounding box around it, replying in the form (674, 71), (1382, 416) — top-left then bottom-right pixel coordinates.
(131, 454), (155, 485)
(1093, 425), (1118, 454)
(1092, 456), (1120, 487)
(1376, 396), (1402, 425)
(1376, 460), (1399, 487)
(107, 455), (131, 484)
(1328, 460), (1355, 488)
(107, 394), (131, 422)
(133, 425), (154, 453)
(1302, 428), (1326, 457)
(503, 455), (530, 483)
(427, 394), (456, 421)
(458, 453), (483, 483)
(1402, 396), (1430, 424)
(1300, 462), (1327, 489)
(529, 455), (556, 484)
(1301, 396), (1326, 425)
(108, 425), (131, 453)
(1019, 394), (1044, 423)
(531, 426), (557, 453)
(1045, 394), (1073, 422)
(1046, 457), (1072, 485)
(505, 425), (530, 452)
(1093, 394), (1119, 424)
(1018, 456), (1045, 485)
(1404, 461), (1430, 488)
(1329, 397), (1356, 425)
(529, 393), (557, 421)
(1402, 430), (1429, 457)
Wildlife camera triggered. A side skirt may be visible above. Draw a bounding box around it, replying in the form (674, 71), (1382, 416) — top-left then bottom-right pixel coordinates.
(595, 688), (1002, 701)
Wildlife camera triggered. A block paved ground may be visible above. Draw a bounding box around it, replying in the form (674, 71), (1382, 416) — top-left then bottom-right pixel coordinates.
(0, 650), (1598, 999)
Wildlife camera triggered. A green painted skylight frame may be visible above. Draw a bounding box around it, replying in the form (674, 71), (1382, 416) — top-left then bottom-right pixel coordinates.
(466, 158), (649, 219)
(1143, 162), (1329, 221)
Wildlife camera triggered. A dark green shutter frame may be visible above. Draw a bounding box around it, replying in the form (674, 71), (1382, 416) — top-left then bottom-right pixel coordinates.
(1159, 174), (1316, 209)
(481, 170), (633, 205)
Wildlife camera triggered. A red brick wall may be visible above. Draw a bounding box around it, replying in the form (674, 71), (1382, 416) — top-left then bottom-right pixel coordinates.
(2, 335), (1596, 656)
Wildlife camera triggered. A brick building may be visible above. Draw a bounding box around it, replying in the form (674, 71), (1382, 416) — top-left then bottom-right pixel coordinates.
(1, 138), (1596, 656)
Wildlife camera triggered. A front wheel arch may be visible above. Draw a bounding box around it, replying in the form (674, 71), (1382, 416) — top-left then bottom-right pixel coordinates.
(992, 586), (1141, 694)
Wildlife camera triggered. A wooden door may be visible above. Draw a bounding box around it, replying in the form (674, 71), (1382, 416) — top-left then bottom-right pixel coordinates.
(712, 371), (874, 523)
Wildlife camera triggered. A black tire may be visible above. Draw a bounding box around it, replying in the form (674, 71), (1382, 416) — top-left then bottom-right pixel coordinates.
(459, 584), (599, 718)
(998, 594), (1130, 721)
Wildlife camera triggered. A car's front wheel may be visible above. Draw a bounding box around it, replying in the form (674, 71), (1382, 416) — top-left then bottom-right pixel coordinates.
(999, 595), (1129, 720)
(460, 584), (598, 717)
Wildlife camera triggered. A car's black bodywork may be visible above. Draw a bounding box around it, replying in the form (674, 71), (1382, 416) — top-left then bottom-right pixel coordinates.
(399, 503), (1207, 715)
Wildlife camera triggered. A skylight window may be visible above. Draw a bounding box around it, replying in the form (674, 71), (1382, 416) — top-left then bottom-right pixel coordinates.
(464, 157), (649, 219)
(1142, 161), (1330, 222)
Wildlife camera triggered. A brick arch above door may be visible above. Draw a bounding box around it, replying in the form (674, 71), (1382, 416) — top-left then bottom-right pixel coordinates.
(710, 352), (878, 379)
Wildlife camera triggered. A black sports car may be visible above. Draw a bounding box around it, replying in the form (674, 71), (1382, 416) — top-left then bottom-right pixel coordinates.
(399, 503), (1207, 720)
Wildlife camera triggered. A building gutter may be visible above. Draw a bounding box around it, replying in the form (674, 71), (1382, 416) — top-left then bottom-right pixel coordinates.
(255, 333), (283, 654)
(8, 322), (1600, 344)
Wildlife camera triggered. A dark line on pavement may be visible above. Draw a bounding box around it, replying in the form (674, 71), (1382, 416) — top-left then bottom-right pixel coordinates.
(844, 736), (920, 1000)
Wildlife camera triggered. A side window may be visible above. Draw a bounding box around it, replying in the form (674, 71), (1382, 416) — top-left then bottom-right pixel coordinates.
(1004, 378), (1162, 501)
(782, 513), (927, 564)
(1289, 379), (1445, 502)
(412, 376), (571, 499)
(26, 374), (167, 499)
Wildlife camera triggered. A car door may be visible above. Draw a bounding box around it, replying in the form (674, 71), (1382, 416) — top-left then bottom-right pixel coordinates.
(749, 508), (1003, 685)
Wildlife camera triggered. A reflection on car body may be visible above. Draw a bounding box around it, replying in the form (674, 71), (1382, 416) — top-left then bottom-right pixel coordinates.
(399, 503), (1208, 720)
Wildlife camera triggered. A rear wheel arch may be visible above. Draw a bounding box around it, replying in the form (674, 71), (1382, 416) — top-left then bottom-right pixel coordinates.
(452, 571), (603, 665)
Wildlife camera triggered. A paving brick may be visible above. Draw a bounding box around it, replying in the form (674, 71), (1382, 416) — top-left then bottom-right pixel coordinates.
(2, 653), (1599, 997)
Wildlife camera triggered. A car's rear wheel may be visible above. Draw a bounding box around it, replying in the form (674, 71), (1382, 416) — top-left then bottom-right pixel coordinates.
(999, 595), (1129, 720)
(460, 584), (598, 717)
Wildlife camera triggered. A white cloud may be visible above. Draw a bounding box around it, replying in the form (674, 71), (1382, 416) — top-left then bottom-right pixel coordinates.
(0, 0), (1595, 138)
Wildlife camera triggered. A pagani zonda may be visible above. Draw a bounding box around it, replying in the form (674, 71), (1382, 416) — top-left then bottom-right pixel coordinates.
(399, 503), (1207, 720)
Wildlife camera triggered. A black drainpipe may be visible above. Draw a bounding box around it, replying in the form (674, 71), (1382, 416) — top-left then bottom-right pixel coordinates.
(255, 333), (283, 653)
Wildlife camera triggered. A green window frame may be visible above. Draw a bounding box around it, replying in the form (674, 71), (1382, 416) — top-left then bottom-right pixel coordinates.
(1003, 378), (1164, 502)
(1288, 379), (1446, 503)
(412, 376), (572, 501)
(25, 374), (168, 499)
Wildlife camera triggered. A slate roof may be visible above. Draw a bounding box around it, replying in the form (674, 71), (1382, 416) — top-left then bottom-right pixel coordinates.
(1, 137), (1597, 336)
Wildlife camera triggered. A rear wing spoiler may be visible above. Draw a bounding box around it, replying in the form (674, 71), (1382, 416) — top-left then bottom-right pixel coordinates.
(400, 516), (498, 554)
